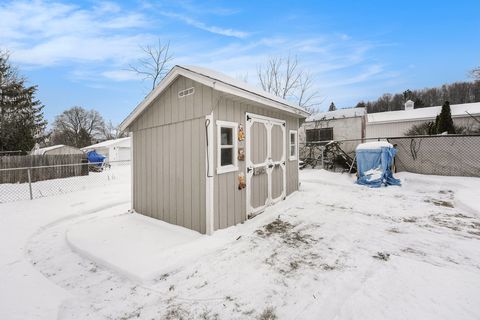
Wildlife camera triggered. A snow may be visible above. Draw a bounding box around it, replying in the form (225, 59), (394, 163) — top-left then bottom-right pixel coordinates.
(1, 167), (480, 319)
(363, 167), (383, 180)
(306, 107), (366, 122)
(367, 102), (480, 124)
(356, 140), (392, 150)
(66, 212), (202, 281)
(0, 165), (130, 202)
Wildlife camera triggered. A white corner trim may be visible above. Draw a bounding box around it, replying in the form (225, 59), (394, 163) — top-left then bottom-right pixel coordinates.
(216, 120), (238, 175)
(205, 113), (215, 235)
(129, 131), (134, 210)
(289, 130), (298, 161)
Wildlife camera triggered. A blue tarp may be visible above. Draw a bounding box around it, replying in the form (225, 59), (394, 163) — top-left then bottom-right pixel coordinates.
(86, 150), (105, 166)
(356, 143), (401, 188)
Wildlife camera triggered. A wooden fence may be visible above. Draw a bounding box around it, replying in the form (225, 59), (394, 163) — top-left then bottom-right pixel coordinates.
(0, 154), (88, 184)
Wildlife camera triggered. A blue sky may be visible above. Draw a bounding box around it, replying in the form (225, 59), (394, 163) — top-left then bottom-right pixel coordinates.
(1, 0), (479, 126)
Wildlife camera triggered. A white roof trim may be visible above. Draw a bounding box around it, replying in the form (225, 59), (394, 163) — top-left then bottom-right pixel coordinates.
(367, 102), (480, 124)
(120, 65), (310, 131)
(81, 137), (131, 151)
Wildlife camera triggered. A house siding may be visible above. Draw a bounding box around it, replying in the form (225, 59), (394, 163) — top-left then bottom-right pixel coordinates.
(299, 117), (364, 154)
(366, 116), (478, 138)
(128, 75), (302, 233)
(128, 76), (210, 233)
(213, 98), (300, 231)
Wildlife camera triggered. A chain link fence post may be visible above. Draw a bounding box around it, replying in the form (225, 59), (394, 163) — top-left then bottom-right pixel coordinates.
(27, 168), (33, 200)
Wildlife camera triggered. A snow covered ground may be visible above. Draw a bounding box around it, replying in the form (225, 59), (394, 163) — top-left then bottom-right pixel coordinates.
(1, 168), (480, 319)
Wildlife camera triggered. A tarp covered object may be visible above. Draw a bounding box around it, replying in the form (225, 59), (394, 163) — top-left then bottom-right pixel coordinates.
(355, 141), (401, 188)
(87, 150), (105, 166)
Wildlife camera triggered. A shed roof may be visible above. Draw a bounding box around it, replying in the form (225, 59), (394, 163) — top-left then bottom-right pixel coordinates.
(306, 108), (366, 122)
(367, 102), (480, 124)
(120, 65), (310, 131)
(32, 144), (65, 155)
(81, 137), (131, 151)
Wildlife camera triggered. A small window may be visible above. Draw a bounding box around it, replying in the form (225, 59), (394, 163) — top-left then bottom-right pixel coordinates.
(217, 121), (238, 174)
(289, 130), (298, 161)
(306, 128), (333, 142)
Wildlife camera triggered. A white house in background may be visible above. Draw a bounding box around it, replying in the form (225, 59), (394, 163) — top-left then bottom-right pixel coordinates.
(299, 108), (366, 154)
(366, 101), (480, 138)
(31, 144), (83, 155)
(81, 137), (131, 163)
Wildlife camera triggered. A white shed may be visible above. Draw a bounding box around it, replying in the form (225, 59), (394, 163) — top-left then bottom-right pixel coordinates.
(299, 108), (366, 154)
(31, 144), (84, 156)
(82, 137), (131, 163)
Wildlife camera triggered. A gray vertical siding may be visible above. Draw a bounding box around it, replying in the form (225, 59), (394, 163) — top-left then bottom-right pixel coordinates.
(129, 76), (211, 233)
(128, 75), (301, 233)
(129, 76), (214, 131)
(132, 117), (207, 233)
(213, 97), (300, 231)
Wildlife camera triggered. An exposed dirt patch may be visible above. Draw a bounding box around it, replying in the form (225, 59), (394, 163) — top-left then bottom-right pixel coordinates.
(257, 307), (277, 320)
(373, 252), (390, 261)
(162, 304), (190, 320)
(387, 227), (401, 233)
(425, 198), (454, 208)
(402, 247), (427, 257)
(255, 218), (318, 248)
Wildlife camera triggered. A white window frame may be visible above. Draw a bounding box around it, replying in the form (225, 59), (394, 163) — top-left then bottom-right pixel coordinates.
(289, 130), (298, 161)
(216, 120), (238, 174)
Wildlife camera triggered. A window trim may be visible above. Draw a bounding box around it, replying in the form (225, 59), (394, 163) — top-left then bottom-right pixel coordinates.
(216, 120), (238, 174)
(289, 130), (298, 161)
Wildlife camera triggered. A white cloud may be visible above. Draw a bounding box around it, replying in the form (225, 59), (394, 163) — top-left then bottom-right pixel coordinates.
(0, 0), (402, 108)
(158, 11), (249, 38)
(0, 0), (152, 67)
(102, 70), (143, 82)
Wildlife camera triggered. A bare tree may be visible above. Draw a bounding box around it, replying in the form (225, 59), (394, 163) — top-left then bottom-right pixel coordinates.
(257, 55), (321, 113)
(470, 67), (480, 80)
(129, 39), (174, 90)
(50, 107), (106, 148)
(100, 120), (128, 140)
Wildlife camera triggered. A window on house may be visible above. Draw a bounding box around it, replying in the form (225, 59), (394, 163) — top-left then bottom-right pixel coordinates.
(305, 128), (333, 142)
(289, 130), (298, 161)
(217, 121), (238, 174)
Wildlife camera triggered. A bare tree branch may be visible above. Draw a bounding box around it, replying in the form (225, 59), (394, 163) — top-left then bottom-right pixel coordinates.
(257, 54), (321, 113)
(470, 67), (480, 80)
(129, 39), (174, 90)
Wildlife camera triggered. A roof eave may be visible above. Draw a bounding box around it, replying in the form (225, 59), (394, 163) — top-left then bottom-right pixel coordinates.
(368, 112), (480, 125)
(120, 66), (309, 131)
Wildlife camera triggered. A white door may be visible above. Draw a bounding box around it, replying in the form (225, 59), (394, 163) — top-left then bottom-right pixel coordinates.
(245, 113), (286, 218)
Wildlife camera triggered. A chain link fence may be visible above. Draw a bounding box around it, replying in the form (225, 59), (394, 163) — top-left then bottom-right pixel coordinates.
(389, 135), (480, 177)
(300, 134), (480, 177)
(0, 160), (131, 203)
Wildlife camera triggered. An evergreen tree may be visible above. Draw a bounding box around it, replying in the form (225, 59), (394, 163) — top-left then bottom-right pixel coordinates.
(436, 101), (455, 134)
(328, 102), (336, 111)
(0, 51), (47, 152)
(355, 101), (366, 109)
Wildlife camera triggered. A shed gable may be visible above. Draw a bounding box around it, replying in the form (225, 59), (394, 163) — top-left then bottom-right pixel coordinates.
(128, 76), (215, 132)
